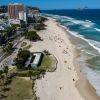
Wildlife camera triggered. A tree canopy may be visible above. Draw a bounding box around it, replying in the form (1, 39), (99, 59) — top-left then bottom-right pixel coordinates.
(14, 49), (30, 69)
(3, 42), (13, 54)
(24, 31), (41, 41)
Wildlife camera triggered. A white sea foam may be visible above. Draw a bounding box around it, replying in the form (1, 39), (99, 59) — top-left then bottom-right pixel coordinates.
(82, 66), (100, 96)
(46, 14), (100, 53)
(63, 22), (75, 26)
(67, 29), (100, 53)
(85, 20), (92, 23)
(69, 19), (95, 28)
(53, 14), (95, 28)
(81, 49), (96, 56)
(58, 22), (100, 54)
(94, 28), (100, 32)
(44, 13), (100, 97)
(44, 13), (95, 28)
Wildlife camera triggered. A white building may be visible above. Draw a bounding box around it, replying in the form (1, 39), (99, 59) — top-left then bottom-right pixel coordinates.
(8, 3), (27, 24)
(25, 52), (43, 69)
(19, 11), (27, 24)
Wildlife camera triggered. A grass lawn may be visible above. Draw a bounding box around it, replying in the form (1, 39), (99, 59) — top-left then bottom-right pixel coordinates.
(40, 55), (52, 69)
(10, 54), (57, 77)
(4, 54), (57, 100)
(39, 54), (57, 72)
(5, 77), (36, 100)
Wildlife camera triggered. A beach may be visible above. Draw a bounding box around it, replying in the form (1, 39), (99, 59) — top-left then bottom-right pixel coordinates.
(30, 17), (100, 100)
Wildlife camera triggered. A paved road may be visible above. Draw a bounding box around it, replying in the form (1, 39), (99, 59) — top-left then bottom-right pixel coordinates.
(0, 28), (29, 70)
(0, 36), (24, 70)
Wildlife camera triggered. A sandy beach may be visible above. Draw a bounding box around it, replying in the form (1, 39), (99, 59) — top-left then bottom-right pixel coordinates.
(30, 18), (100, 100)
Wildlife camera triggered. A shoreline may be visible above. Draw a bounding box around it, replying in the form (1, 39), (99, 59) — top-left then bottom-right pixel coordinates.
(31, 17), (100, 100)
(57, 20), (100, 100)
(57, 19), (100, 100)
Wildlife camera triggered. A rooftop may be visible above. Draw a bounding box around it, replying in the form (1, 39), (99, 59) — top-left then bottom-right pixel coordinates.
(32, 53), (42, 65)
(25, 52), (43, 68)
(8, 3), (24, 6)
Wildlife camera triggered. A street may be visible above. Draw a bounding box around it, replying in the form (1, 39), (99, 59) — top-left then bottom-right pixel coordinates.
(0, 36), (24, 70)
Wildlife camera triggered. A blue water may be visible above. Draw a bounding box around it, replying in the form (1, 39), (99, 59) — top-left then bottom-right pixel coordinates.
(42, 9), (100, 96)
(43, 9), (100, 42)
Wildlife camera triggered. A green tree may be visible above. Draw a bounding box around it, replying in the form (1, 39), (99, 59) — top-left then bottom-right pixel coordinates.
(3, 42), (13, 54)
(37, 16), (48, 23)
(0, 70), (3, 76)
(3, 66), (9, 90)
(3, 66), (8, 80)
(0, 70), (3, 86)
(24, 31), (41, 41)
(15, 49), (30, 70)
(34, 23), (46, 30)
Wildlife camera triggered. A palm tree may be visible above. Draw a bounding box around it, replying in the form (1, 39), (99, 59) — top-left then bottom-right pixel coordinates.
(3, 66), (8, 90)
(0, 70), (3, 91)
(3, 66), (8, 79)
(0, 70), (3, 78)
(0, 70), (5, 85)
(0, 71), (5, 95)
(0, 74), (5, 91)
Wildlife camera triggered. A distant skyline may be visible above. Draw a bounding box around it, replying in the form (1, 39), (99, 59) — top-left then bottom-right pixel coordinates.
(0, 0), (100, 10)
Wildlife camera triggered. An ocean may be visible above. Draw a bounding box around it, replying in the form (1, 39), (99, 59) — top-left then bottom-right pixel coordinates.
(42, 9), (100, 96)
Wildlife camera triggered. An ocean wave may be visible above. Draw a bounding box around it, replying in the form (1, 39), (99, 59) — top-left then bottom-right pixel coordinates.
(85, 20), (92, 23)
(44, 13), (100, 97)
(69, 19), (95, 28)
(94, 28), (100, 32)
(68, 29), (100, 53)
(81, 49), (96, 56)
(59, 24), (100, 53)
(82, 66), (100, 96)
(44, 13), (100, 53)
(59, 16), (94, 28)
(63, 22), (75, 26)
(44, 13), (95, 28)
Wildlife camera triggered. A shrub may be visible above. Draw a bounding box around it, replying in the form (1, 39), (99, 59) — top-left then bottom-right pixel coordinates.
(16, 69), (46, 77)
(24, 31), (41, 41)
(3, 42), (13, 54)
(43, 50), (50, 55)
(14, 49), (30, 70)
(34, 23), (46, 30)
(37, 16), (48, 23)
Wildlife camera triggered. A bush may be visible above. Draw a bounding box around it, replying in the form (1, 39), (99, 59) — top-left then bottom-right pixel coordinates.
(14, 49), (30, 70)
(43, 50), (50, 55)
(3, 42), (13, 54)
(34, 23), (46, 30)
(24, 31), (41, 41)
(16, 69), (46, 77)
(16, 72), (28, 77)
(37, 16), (48, 23)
